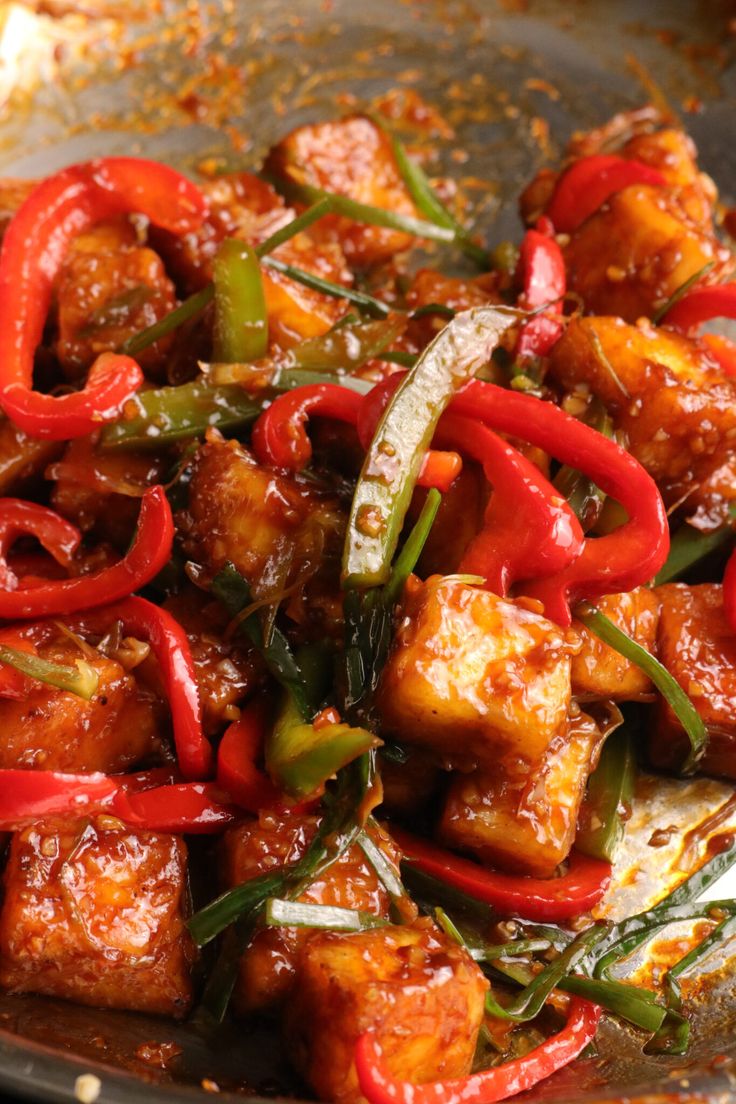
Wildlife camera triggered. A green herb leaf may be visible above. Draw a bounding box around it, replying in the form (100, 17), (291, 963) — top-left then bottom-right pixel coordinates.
(261, 255), (390, 318)
(120, 284), (214, 357)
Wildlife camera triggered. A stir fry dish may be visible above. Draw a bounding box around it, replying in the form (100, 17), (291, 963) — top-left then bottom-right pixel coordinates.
(2, 104), (736, 1104)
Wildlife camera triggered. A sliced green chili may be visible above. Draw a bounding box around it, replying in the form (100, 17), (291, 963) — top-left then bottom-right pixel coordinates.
(212, 239), (268, 363)
(575, 727), (636, 863)
(0, 644), (99, 701)
(575, 601), (707, 774)
(342, 306), (519, 588)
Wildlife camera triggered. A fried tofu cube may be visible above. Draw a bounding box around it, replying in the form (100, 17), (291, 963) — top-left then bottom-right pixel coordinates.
(549, 317), (736, 498)
(181, 435), (344, 604)
(221, 813), (407, 1013)
(571, 588), (660, 701)
(55, 218), (176, 377)
(622, 128), (717, 227)
(650, 584), (736, 778)
(0, 623), (163, 772)
(285, 919), (487, 1104)
(439, 711), (603, 877)
(378, 576), (578, 767)
(564, 184), (733, 322)
(265, 115), (419, 267)
(0, 818), (194, 1015)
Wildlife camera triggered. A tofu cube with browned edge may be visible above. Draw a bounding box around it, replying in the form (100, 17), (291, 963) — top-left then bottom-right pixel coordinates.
(0, 818), (194, 1016)
(571, 588), (659, 701)
(651, 583), (736, 778)
(221, 812), (408, 1013)
(377, 576), (578, 767)
(284, 919), (488, 1104)
(439, 710), (603, 878)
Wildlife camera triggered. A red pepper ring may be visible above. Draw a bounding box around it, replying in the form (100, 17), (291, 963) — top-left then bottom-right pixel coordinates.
(217, 697), (282, 812)
(0, 485), (174, 621)
(252, 384), (462, 494)
(661, 282), (736, 333)
(85, 595), (212, 780)
(433, 413), (583, 595)
(0, 498), (80, 591)
(514, 228), (566, 361)
(451, 381), (669, 625)
(112, 782), (237, 834)
(0, 157), (206, 440)
(355, 997), (601, 1104)
(391, 827), (611, 922)
(545, 153), (667, 233)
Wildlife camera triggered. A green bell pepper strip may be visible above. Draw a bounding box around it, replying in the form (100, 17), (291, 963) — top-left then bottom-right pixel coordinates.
(342, 306), (519, 588)
(574, 601), (707, 774)
(212, 239), (268, 363)
(653, 503), (736, 585)
(575, 727), (636, 863)
(266, 690), (379, 798)
(0, 643), (99, 700)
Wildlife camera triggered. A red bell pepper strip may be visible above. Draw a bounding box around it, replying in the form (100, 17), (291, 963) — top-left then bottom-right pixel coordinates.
(0, 485), (173, 620)
(0, 498), (80, 591)
(392, 827), (611, 922)
(434, 412), (583, 594)
(545, 153), (667, 233)
(0, 157), (206, 439)
(252, 383), (462, 492)
(0, 770), (119, 829)
(217, 697), (281, 812)
(355, 997), (601, 1104)
(514, 228), (566, 360)
(661, 282), (736, 333)
(85, 595), (212, 780)
(450, 381), (668, 625)
(112, 782), (237, 835)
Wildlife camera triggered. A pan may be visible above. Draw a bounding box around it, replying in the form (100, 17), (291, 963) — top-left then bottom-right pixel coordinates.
(0, 1), (735, 1101)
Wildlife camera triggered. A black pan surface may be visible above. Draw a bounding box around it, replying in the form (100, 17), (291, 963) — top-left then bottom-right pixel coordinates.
(1, 2), (736, 1101)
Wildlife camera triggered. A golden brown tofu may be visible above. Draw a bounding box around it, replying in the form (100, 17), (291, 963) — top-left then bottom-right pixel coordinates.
(49, 436), (165, 548)
(549, 317), (736, 505)
(439, 710), (603, 878)
(406, 268), (503, 347)
(181, 434), (344, 605)
(0, 818), (194, 1016)
(153, 171), (351, 346)
(162, 589), (263, 735)
(0, 623), (164, 772)
(265, 115), (419, 267)
(650, 584), (736, 778)
(285, 918), (488, 1104)
(55, 218), (176, 378)
(378, 576), (578, 767)
(221, 813), (406, 1013)
(571, 588), (659, 701)
(564, 184), (732, 321)
(622, 128), (717, 228)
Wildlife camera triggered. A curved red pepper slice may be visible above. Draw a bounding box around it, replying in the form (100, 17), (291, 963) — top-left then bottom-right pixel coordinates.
(0, 769), (119, 829)
(434, 413), (583, 595)
(0, 157), (206, 440)
(514, 227), (566, 360)
(252, 383), (462, 492)
(112, 782), (237, 834)
(355, 997), (601, 1104)
(0, 498), (80, 590)
(88, 595), (212, 780)
(217, 697), (281, 811)
(392, 827), (611, 922)
(546, 153), (667, 233)
(451, 382), (669, 625)
(0, 485), (174, 620)
(661, 282), (736, 333)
